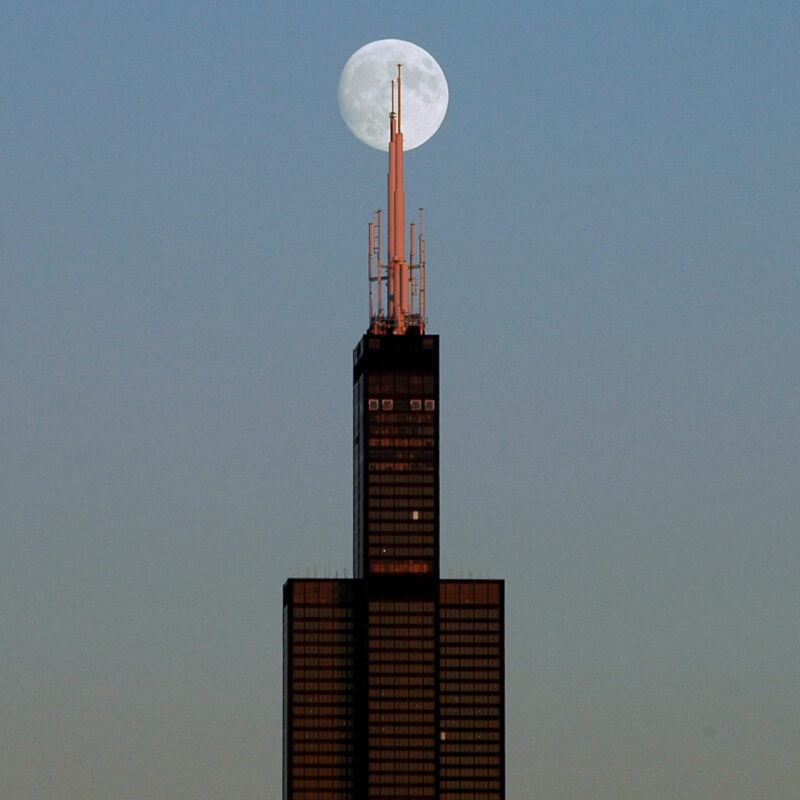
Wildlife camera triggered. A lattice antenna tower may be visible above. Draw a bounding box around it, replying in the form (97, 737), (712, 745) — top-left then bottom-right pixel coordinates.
(367, 65), (426, 334)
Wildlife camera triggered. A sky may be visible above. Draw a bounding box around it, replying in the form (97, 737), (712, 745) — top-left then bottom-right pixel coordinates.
(2, 1), (798, 798)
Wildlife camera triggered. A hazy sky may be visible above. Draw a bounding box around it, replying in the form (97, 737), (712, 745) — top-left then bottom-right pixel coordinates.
(2, 2), (798, 798)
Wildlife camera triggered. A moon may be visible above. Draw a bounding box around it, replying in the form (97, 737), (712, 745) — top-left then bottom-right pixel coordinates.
(338, 39), (448, 151)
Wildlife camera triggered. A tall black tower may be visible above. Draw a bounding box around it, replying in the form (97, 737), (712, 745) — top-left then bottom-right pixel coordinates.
(283, 66), (505, 800)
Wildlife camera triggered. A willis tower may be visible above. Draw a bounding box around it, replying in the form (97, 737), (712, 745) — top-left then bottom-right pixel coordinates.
(283, 65), (505, 800)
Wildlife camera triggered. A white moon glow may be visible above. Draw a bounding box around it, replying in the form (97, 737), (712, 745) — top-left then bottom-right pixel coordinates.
(338, 39), (448, 151)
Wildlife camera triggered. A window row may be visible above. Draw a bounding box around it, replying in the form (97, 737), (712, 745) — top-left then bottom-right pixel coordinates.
(368, 700), (435, 713)
(369, 688), (435, 700)
(369, 473), (435, 485)
(369, 651), (435, 663)
(437, 729), (501, 741)
(291, 668), (361, 680)
(368, 618), (434, 631)
(368, 724), (435, 736)
(370, 601), (434, 612)
(368, 788), (435, 798)
(369, 561), (432, 575)
(440, 739), (502, 751)
(440, 682), (501, 694)
(368, 398), (436, 411)
(368, 438), (436, 450)
(292, 631), (355, 642)
(368, 614), (434, 626)
(369, 638), (434, 651)
(292, 606), (353, 631)
(368, 522), (435, 533)
(440, 780), (500, 791)
(369, 486), (435, 498)
(369, 425), (435, 436)
(368, 434), (436, 446)
(369, 662), (436, 675)
(440, 647), (502, 658)
(440, 608), (500, 619)
(439, 754), (502, 766)
(292, 742), (356, 753)
(439, 620), (500, 631)
(369, 547), (434, 559)
(293, 680), (354, 692)
(369, 447), (436, 459)
(365, 412), (435, 424)
(291, 645), (355, 656)
(292, 764), (353, 778)
(368, 535), (434, 548)
(368, 737), (434, 749)
(292, 706), (354, 717)
(291, 767), (354, 777)
(369, 461), (435, 473)
(369, 760), (435, 773)
(292, 657), (355, 668)
(292, 753), (354, 765)
(440, 718), (502, 730)
(291, 779), (353, 790)
(369, 772), (435, 784)
(441, 631), (500, 645)
(440, 707), (502, 719)
(440, 793), (501, 800)
(368, 675), (437, 688)
(291, 606), (354, 618)
(369, 510), (435, 521)
(291, 693), (355, 706)
(370, 747), (436, 772)
(368, 497), (435, 509)
(292, 718), (354, 729)
(440, 670), (500, 682)
(440, 767), (502, 778)
(369, 632), (434, 646)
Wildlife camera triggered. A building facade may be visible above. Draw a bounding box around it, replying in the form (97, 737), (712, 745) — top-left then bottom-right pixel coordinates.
(283, 66), (505, 800)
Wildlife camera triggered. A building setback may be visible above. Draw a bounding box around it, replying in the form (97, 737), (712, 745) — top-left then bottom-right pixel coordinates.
(283, 67), (505, 800)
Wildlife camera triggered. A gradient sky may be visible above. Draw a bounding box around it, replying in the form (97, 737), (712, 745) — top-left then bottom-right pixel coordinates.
(2, 2), (799, 798)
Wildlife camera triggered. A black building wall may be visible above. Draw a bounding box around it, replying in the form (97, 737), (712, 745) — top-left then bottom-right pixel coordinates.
(353, 333), (439, 580)
(284, 330), (504, 799)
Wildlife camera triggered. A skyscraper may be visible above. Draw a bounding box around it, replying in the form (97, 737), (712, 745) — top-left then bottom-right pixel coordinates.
(283, 67), (505, 800)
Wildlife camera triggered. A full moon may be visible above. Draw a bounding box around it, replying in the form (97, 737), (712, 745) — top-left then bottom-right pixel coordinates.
(338, 39), (448, 151)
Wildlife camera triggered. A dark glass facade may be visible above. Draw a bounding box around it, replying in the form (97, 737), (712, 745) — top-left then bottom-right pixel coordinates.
(283, 332), (505, 799)
(283, 580), (357, 800)
(353, 333), (439, 579)
(439, 581), (505, 799)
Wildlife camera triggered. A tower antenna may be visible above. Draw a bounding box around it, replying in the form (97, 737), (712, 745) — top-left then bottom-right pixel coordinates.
(367, 64), (426, 335)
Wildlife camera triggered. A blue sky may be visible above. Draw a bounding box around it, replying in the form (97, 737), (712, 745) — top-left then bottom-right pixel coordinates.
(2, 2), (799, 798)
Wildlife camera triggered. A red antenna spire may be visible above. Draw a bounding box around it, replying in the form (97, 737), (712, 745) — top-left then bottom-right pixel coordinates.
(368, 65), (426, 335)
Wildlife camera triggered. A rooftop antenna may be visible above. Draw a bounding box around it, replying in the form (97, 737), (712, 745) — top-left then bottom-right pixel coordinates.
(368, 64), (426, 335)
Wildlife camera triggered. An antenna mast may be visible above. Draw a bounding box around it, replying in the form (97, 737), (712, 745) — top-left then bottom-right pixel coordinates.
(368, 65), (426, 335)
